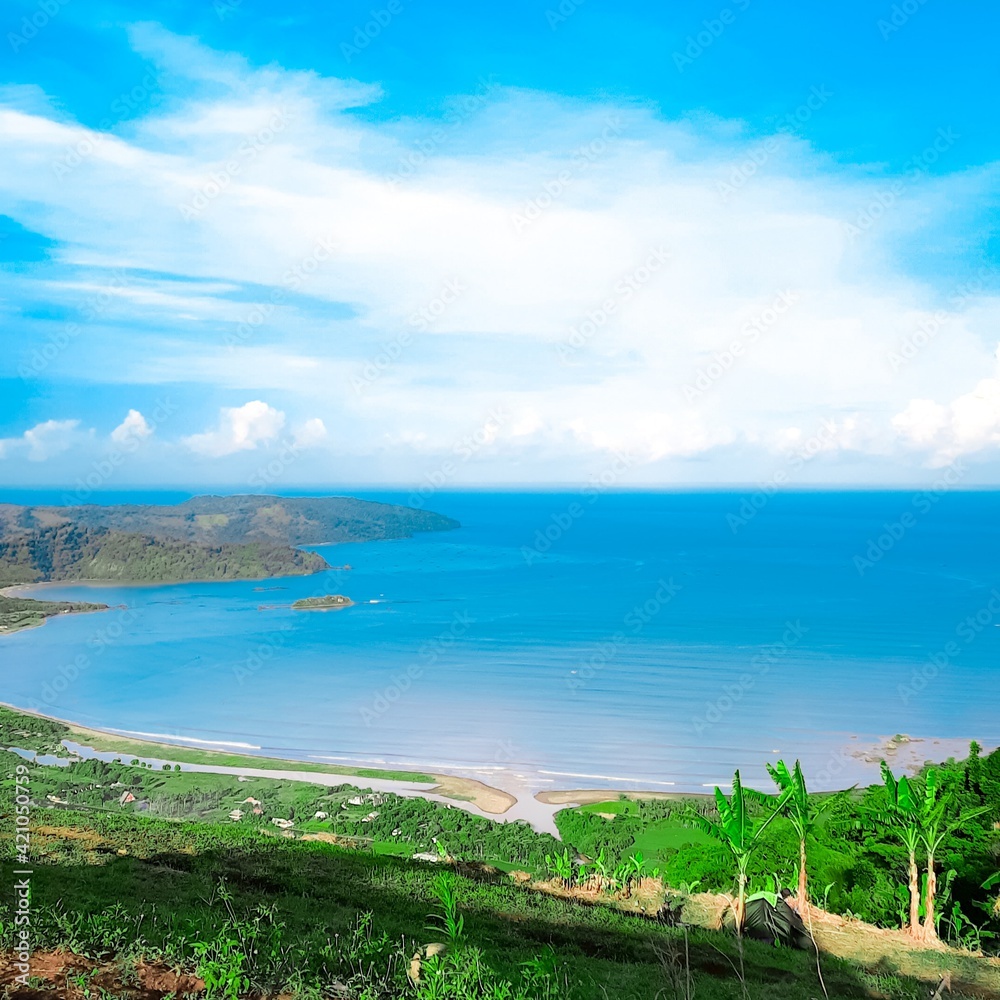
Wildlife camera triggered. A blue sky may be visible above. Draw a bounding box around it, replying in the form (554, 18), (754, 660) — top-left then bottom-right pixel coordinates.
(1, 0), (998, 489)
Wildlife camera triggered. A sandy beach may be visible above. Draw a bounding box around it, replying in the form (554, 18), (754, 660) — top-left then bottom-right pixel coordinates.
(535, 788), (704, 807)
(4, 700), (992, 840)
(3, 702), (518, 819)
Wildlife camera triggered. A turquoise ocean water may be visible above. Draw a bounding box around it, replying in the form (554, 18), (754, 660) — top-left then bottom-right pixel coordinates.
(2, 490), (998, 794)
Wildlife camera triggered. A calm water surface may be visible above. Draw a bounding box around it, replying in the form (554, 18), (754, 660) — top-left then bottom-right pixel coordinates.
(2, 491), (998, 793)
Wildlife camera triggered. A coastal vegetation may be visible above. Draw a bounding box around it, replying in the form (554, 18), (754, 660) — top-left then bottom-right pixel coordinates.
(1, 704), (998, 998)
(0, 495), (458, 548)
(291, 594), (354, 610)
(0, 706), (439, 785)
(0, 495), (458, 588)
(684, 770), (790, 930)
(553, 747), (1000, 944)
(0, 594), (108, 636)
(0, 525), (328, 585)
(4, 802), (919, 1000)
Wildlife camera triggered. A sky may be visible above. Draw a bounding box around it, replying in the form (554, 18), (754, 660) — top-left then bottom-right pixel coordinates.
(0, 0), (998, 491)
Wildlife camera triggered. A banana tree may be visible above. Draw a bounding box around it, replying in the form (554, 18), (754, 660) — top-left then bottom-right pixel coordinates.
(913, 768), (988, 941)
(686, 770), (790, 932)
(876, 762), (923, 937)
(614, 852), (648, 897)
(591, 847), (611, 890)
(983, 872), (1000, 920)
(764, 759), (843, 911)
(545, 848), (574, 889)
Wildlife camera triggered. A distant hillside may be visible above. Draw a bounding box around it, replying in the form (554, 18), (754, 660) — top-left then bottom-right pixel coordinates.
(0, 525), (328, 585)
(0, 495), (459, 546)
(0, 494), (458, 585)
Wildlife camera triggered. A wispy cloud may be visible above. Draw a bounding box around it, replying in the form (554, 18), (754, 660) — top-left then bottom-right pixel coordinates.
(0, 24), (998, 483)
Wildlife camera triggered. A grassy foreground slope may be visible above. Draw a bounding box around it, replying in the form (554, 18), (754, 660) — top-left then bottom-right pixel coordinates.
(1, 805), (962, 1000)
(1, 706), (999, 998)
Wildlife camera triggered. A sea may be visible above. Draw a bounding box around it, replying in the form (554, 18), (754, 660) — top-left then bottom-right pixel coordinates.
(2, 489), (998, 798)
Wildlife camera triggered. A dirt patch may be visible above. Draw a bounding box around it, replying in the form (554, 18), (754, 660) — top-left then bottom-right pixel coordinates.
(673, 892), (1000, 998)
(135, 959), (204, 994)
(0, 951), (204, 999)
(803, 907), (1000, 997)
(501, 875), (1000, 998)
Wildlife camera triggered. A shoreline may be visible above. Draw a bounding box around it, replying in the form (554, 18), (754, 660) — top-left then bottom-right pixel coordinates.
(1, 573), (323, 596)
(535, 788), (711, 806)
(3, 702), (991, 837)
(0, 702), (517, 819)
(0, 587), (113, 637)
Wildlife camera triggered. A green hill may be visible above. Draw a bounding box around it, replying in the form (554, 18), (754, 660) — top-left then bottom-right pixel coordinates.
(0, 494), (458, 586)
(0, 494), (459, 547)
(0, 524), (328, 585)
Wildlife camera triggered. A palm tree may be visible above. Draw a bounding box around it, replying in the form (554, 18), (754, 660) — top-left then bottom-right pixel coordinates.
(877, 761), (923, 937)
(764, 759), (841, 912)
(686, 770), (789, 931)
(913, 768), (988, 942)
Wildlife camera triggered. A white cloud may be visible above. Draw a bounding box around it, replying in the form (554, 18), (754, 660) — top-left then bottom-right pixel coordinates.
(0, 27), (997, 482)
(292, 417), (328, 449)
(0, 419), (82, 462)
(184, 401), (286, 457)
(894, 364), (1000, 467)
(111, 409), (153, 445)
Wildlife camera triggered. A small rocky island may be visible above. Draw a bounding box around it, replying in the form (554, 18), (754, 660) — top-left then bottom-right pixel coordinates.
(291, 594), (354, 611)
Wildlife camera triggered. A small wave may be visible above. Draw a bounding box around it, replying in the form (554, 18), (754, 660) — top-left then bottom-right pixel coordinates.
(109, 729), (261, 750)
(539, 769), (675, 786)
(310, 755), (509, 773)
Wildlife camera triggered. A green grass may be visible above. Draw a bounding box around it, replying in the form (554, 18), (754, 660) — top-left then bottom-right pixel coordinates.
(630, 816), (713, 857)
(0, 808), (939, 1000)
(573, 801), (713, 863)
(0, 595), (108, 636)
(1, 706), (998, 998)
(578, 799), (636, 816)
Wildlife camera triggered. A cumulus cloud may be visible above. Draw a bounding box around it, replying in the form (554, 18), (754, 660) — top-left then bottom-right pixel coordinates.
(111, 409), (153, 445)
(184, 400), (285, 457)
(0, 419), (82, 462)
(292, 417), (328, 449)
(893, 365), (1000, 466)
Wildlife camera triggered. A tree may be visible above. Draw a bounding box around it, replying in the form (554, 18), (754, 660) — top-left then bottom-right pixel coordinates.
(913, 768), (988, 941)
(686, 770), (789, 931)
(877, 761), (923, 937)
(764, 759), (842, 912)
